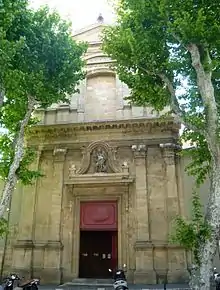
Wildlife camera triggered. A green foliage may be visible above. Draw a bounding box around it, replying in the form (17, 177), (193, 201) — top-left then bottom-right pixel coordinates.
(170, 191), (211, 266)
(102, 0), (220, 269)
(102, 0), (220, 175)
(181, 129), (211, 186)
(0, 1), (87, 211)
(0, 217), (8, 237)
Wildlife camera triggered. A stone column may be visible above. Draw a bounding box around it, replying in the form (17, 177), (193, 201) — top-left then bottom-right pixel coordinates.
(77, 79), (86, 122)
(160, 143), (188, 282)
(132, 144), (149, 240)
(8, 146), (43, 277)
(41, 147), (66, 284)
(115, 76), (124, 119)
(132, 144), (154, 283)
(160, 143), (181, 230)
(49, 148), (67, 239)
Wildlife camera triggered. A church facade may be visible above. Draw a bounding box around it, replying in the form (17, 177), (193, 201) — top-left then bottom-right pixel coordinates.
(0, 22), (199, 285)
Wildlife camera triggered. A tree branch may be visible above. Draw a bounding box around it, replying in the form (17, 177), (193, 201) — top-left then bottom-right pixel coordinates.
(187, 44), (217, 136)
(158, 72), (207, 135)
(137, 65), (206, 135)
(0, 90), (4, 109)
(0, 96), (36, 217)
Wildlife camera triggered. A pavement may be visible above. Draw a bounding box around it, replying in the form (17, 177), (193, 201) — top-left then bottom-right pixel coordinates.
(38, 284), (190, 290)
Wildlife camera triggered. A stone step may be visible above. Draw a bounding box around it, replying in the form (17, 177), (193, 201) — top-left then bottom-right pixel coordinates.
(57, 282), (190, 290)
(57, 287), (190, 290)
(71, 278), (112, 285)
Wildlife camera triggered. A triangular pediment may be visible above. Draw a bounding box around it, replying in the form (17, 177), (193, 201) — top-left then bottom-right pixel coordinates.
(73, 23), (105, 43)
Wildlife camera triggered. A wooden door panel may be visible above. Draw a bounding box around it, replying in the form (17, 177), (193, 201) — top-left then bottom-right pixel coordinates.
(79, 231), (115, 278)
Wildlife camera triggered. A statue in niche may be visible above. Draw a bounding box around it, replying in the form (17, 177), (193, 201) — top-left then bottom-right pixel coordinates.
(93, 148), (107, 173)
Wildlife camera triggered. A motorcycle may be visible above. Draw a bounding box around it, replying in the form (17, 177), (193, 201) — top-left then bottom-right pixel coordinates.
(17, 278), (40, 290)
(108, 264), (128, 290)
(213, 267), (220, 290)
(1, 274), (40, 290)
(1, 274), (20, 290)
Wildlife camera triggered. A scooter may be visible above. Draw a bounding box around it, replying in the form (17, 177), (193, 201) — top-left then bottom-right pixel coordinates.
(2, 274), (40, 290)
(1, 274), (20, 290)
(109, 264), (128, 290)
(19, 278), (39, 290)
(213, 267), (220, 290)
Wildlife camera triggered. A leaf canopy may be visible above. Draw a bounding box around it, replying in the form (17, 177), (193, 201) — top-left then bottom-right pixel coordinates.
(102, 0), (220, 183)
(0, 1), (87, 184)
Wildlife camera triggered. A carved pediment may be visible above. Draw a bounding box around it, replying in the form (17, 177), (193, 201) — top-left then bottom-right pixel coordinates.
(69, 141), (122, 176)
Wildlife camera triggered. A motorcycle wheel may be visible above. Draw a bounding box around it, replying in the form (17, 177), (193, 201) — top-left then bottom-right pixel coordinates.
(116, 287), (128, 290)
(30, 285), (38, 290)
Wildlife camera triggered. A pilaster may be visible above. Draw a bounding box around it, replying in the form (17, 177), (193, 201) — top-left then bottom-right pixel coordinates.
(160, 143), (187, 282)
(132, 144), (149, 240)
(50, 147), (67, 240)
(9, 146), (43, 277)
(34, 147), (66, 284)
(77, 79), (86, 122)
(132, 144), (154, 283)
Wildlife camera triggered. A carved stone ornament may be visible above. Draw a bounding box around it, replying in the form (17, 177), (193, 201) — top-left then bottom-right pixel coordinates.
(53, 147), (67, 161)
(121, 161), (129, 173)
(69, 163), (77, 178)
(93, 147), (107, 173)
(76, 141), (121, 174)
(131, 144), (147, 158)
(159, 143), (181, 165)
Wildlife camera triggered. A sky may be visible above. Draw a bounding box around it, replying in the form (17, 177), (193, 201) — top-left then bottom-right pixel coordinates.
(29, 0), (116, 32)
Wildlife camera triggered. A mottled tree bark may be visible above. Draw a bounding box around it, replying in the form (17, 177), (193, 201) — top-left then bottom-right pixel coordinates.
(0, 96), (35, 217)
(187, 43), (220, 290)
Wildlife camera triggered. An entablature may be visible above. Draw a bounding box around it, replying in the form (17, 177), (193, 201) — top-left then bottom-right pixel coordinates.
(26, 117), (180, 145)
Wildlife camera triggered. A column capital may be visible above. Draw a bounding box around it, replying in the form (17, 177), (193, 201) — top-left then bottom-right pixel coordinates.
(131, 144), (147, 158)
(53, 147), (67, 162)
(159, 143), (181, 165)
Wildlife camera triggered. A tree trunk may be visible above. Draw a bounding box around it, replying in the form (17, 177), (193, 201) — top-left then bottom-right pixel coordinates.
(0, 97), (35, 217)
(192, 161), (220, 290)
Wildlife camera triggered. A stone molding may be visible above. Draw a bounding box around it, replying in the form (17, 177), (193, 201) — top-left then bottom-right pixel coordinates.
(26, 118), (180, 141)
(13, 239), (63, 249)
(134, 240), (185, 250)
(65, 172), (134, 186)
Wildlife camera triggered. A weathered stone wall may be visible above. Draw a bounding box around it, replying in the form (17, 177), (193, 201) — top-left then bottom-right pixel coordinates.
(1, 146), (215, 285)
(0, 22), (206, 285)
(0, 129), (189, 285)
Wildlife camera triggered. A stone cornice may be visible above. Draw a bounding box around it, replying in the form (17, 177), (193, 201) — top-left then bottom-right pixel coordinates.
(28, 137), (178, 150)
(26, 118), (180, 142)
(65, 172), (134, 186)
(134, 240), (185, 250)
(13, 239), (63, 249)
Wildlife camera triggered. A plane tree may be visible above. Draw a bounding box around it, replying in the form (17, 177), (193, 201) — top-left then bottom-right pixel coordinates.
(102, 0), (220, 289)
(0, 1), (87, 223)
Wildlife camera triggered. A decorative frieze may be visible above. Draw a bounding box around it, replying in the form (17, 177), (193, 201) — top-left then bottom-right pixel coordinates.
(27, 118), (180, 142)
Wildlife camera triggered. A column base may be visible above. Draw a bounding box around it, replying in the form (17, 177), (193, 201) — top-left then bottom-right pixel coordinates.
(167, 269), (189, 283)
(33, 267), (61, 284)
(134, 270), (156, 284)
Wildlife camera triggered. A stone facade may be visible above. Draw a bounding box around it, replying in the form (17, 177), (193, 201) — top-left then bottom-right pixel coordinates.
(0, 22), (192, 284)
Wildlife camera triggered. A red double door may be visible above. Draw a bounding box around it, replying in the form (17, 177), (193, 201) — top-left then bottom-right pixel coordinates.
(79, 201), (118, 279)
